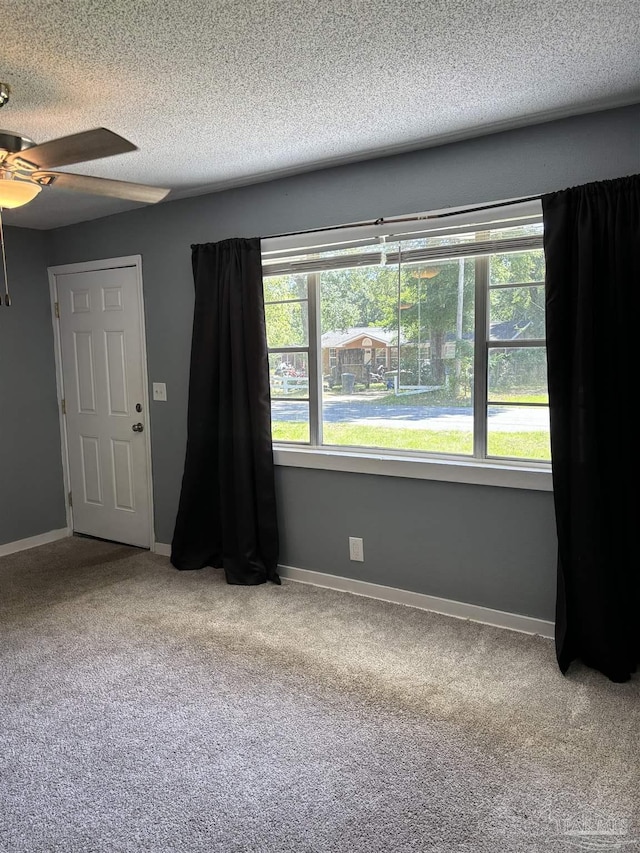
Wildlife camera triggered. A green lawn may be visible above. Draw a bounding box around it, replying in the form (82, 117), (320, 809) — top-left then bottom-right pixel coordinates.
(489, 392), (548, 405)
(320, 388), (548, 407)
(373, 390), (548, 406)
(272, 421), (550, 460)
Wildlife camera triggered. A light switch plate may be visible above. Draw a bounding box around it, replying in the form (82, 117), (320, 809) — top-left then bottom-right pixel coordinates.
(152, 382), (167, 402)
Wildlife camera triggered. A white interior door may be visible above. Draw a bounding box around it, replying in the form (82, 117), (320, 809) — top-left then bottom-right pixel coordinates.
(54, 263), (152, 548)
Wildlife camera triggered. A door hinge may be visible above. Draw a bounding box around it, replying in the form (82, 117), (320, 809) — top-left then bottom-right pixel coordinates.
(61, 398), (66, 415)
(54, 301), (60, 319)
(68, 491), (73, 507)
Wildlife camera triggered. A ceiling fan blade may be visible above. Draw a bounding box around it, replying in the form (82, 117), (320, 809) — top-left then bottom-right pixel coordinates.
(9, 128), (137, 170)
(34, 170), (170, 203)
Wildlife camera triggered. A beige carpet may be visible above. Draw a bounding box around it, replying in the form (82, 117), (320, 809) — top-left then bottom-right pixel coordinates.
(0, 536), (638, 852)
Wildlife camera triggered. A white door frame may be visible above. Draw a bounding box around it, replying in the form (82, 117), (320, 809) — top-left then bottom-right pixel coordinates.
(47, 255), (155, 550)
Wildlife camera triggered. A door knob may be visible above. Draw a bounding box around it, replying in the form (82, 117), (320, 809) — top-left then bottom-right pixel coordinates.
(132, 422), (144, 432)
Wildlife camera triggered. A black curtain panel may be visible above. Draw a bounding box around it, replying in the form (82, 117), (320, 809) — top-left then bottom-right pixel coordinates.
(171, 238), (280, 585)
(542, 175), (639, 682)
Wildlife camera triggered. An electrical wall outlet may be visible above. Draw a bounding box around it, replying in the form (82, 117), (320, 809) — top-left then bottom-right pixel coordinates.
(349, 536), (364, 562)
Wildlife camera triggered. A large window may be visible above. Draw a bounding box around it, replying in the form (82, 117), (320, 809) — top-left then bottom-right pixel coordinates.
(262, 205), (549, 465)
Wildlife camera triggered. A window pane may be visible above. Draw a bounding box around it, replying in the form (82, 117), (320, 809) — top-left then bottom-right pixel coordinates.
(320, 258), (474, 456)
(320, 265), (398, 336)
(399, 258), (475, 392)
(269, 352), (309, 398)
(488, 347), (548, 404)
(489, 285), (546, 340)
(489, 249), (545, 285)
(264, 274), (307, 302)
(487, 405), (550, 461)
(271, 401), (309, 443)
(265, 301), (308, 347)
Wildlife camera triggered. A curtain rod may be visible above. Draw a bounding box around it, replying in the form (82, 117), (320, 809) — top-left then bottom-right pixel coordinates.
(263, 194), (541, 241)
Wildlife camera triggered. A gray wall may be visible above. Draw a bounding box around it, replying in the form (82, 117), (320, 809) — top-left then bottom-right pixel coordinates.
(276, 468), (558, 618)
(46, 104), (640, 619)
(0, 226), (67, 545)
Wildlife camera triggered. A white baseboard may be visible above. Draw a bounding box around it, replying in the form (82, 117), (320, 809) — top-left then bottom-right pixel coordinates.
(0, 527), (71, 558)
(150, 547), (554, 638)
(278, 565), (555, 638)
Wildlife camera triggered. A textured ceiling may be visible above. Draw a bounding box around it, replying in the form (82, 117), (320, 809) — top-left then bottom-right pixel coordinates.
(2, 0), (639, 230)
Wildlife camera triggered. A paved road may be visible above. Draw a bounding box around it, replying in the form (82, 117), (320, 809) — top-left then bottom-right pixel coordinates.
(271, 397), (548, 431)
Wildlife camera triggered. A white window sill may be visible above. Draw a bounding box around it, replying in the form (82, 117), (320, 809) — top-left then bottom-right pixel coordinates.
(273, 445), (553, 491)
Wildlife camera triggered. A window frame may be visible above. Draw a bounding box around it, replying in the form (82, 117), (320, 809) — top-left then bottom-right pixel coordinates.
(262, 202), (552, 490)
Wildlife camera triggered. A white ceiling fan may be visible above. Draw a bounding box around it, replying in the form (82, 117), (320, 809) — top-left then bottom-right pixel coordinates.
(0, 82), (170, 210)
(0, 82), (170, 307)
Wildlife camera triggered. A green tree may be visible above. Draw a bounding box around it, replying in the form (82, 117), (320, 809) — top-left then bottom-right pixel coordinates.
(396, 260), (475, 387)
(263, 274), (308, 348)
(489, 250), (546, 337)
(319, 265), (397, 332)
(487, 250), (547, 394)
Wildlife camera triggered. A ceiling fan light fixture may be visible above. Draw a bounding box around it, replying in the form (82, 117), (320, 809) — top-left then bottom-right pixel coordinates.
(0, 178), (41, 208)
(1, 86), (169, 209)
